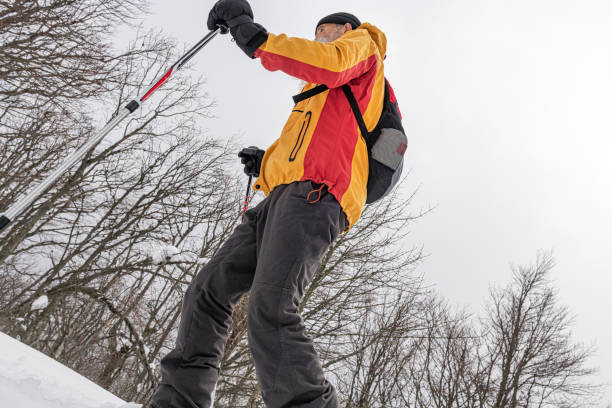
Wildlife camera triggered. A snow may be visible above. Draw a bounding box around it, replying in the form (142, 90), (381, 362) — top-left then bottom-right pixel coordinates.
(150, 244), (180, 264)
(30, 295), (49, 311)
(0, 331), (139, 408)
(135, 241), (195, 264)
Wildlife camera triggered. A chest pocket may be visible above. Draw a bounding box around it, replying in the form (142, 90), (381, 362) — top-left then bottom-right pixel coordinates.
(289, 111), (312, 162)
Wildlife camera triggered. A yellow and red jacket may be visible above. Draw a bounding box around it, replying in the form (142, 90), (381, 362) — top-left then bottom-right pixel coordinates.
(253, 23), (387, 229)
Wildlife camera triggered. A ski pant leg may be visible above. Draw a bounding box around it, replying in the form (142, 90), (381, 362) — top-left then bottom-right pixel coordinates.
(150, 205), (261, 408)
(248, 181), (347, 408)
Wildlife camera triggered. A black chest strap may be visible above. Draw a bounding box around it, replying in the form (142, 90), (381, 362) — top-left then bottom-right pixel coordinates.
(292, 84), (329, 104)
(292, 83), (370, 140)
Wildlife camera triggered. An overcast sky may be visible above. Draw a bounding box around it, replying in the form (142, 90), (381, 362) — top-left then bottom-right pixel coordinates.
(124, 0), (612, 402)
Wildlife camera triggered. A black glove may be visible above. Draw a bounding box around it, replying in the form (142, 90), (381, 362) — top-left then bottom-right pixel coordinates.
(207, 0), (252, 30)
(238, 146), (265, 177)
(207, 0), (268, 58)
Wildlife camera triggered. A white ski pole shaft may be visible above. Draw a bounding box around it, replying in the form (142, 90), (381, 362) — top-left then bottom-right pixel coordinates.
(0, 26), (226, 233)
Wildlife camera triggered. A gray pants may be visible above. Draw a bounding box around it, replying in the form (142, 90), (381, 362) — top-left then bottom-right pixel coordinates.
(150, 181), (347, 408)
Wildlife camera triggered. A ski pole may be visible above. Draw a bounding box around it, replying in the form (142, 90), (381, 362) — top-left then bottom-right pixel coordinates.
(241, 174), (253, 220)
(0, 25), (228, 233)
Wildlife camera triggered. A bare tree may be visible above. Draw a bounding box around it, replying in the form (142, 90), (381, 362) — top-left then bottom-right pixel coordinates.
(482, 254), (598, 408)
(0, 0), (150, 261)
(404, 254), (600, 408)
(0, 0), (245, 402)
(0, 0), (146, 107)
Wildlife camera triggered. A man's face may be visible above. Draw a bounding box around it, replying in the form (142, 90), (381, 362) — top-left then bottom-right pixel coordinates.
(315, 23), (350, 43)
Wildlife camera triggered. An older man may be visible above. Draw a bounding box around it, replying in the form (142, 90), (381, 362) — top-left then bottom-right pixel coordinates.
(150, 1), (389, 407)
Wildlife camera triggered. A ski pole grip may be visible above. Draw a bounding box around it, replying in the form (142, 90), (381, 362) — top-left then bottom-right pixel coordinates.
(217, 24), (229, 34)
(0, 215), (10, 232)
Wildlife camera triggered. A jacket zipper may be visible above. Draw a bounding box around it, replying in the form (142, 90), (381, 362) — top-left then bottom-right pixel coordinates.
(289, 111), (312, 162)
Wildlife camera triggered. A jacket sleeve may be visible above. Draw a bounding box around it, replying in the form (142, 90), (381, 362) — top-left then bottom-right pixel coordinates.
(253, 29), (380, 88)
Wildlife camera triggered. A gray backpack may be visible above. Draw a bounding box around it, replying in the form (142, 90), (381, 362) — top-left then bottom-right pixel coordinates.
(293, 78), (407, 203)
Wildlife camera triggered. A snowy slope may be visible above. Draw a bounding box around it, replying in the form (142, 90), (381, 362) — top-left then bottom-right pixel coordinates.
(0, 331), (139, 408)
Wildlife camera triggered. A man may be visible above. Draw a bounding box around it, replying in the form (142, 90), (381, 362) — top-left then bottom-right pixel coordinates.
(150, 1), (388, 407)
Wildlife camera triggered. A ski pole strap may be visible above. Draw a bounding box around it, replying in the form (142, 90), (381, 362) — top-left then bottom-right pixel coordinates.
(292, 84), (329, 104)
(341, 84), (370, 138)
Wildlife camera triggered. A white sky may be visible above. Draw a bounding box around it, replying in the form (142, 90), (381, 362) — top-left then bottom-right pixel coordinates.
(124, 0), (612, 402)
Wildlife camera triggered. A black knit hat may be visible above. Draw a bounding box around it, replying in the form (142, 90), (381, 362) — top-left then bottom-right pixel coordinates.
(316, 12), (362, 33)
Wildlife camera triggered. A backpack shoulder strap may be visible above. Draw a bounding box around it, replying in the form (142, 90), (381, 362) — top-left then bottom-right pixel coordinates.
(341, 84), (369, 139)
